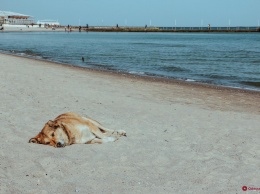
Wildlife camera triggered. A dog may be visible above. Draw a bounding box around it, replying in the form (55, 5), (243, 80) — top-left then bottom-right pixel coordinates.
(29, 112), (126, 148)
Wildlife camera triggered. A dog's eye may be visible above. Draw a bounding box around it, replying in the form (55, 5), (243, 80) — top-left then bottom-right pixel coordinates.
(46, 142), (50, 145)
(51, 132), (55, 137)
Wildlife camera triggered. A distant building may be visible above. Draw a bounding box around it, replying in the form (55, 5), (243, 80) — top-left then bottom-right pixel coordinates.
(0, 11), (34, 25)
(37, 20), (60, 26)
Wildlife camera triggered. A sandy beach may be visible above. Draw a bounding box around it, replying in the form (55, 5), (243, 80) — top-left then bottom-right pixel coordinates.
(0, 53), (259, 193)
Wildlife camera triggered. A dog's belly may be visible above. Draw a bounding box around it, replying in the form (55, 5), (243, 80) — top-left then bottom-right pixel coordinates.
(74, 125), (96, 144)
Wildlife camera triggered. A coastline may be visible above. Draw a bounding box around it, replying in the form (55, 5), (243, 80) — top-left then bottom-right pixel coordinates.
(0, 53), (259, 193)
(2, 51), (260, 94)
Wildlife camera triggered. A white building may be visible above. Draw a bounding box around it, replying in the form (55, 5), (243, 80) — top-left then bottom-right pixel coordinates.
(37, 20), (60, 26)
(0, 11), (34, 25)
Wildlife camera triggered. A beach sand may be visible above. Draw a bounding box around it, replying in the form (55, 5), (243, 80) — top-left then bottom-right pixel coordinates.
(0, 53), (259, 193)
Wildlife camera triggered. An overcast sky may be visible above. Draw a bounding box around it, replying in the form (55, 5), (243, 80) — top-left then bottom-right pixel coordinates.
(1, 0), (260, 27)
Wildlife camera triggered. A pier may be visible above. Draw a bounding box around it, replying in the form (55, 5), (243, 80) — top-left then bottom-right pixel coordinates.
(82, 26), (260, 33)
(1, 24), (259, 33)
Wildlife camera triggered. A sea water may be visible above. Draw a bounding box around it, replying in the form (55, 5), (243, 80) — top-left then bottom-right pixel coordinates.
(0, 32), (259, 90)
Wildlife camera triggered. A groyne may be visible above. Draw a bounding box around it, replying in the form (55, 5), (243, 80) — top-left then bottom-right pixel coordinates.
(1, 25), (260, 33)
(82, 26), (260, 33)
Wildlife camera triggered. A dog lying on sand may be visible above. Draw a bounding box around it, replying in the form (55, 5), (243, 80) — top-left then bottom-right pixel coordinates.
(29, 112), (126, 148)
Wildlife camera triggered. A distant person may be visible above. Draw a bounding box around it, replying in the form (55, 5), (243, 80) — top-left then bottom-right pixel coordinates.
(82, 57), (84, 62)
(208, 24), (211, 30)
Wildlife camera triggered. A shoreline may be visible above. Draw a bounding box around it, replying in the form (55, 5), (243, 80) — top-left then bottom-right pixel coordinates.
(0, 52), (259, 193)
(1, 52), (259, 114)
(1, 51), (260, 94)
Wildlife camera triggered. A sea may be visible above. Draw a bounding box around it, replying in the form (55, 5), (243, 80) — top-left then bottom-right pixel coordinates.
(0, 32), (259, 91)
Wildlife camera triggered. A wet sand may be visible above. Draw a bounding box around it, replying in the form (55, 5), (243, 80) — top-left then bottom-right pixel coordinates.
(0, 53), (259, 193)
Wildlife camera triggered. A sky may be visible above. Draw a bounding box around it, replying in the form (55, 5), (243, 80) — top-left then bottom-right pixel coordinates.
(1, 0), (260, 27)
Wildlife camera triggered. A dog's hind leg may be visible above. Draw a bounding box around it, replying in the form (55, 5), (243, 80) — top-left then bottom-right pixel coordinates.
(85, 117), (127, 137)
(96, 124), (126, 137)
(89, 125), (108, 139)
(87, 136), (118, 144)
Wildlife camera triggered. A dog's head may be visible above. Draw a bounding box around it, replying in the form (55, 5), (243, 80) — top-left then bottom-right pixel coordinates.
(29, 120), (68, 148)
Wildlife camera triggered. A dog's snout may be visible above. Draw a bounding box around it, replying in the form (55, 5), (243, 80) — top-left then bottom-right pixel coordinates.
(56, 142), (63, 147)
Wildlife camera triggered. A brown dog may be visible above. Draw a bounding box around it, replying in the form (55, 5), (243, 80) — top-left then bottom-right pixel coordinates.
(29, 112), (126, 148)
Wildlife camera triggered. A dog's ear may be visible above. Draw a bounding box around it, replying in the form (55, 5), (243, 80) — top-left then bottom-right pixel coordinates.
(29, 133), (42, 144)
(48, 120), (61, 129)
(47, 120), (54, 127)
(53, 123), (61, 129)
(29, 137), (39, 144)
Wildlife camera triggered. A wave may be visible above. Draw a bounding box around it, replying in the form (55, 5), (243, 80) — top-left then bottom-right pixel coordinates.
(185, 79), (196, 82)
(203, 74), (239, 80)
(159, 65), (189, 72)
(86, 62), (115, 71)
(251, 60), (260, 64)
(3, 49), (41, 58)
(131, 42), (186, 48)
(129, 71), (145, 75)
(241, 81), (260, 88)
(23, 49), (39, 56)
